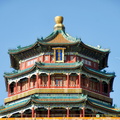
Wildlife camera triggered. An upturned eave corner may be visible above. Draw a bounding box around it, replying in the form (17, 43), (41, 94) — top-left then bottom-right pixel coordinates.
(1, 16), (119, 118)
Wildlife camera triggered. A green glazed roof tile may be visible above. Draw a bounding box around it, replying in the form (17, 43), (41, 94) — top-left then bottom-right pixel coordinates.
(8, 30), (109, 54)
(0, 99), (30, 113)
(4, 61), (115, 79)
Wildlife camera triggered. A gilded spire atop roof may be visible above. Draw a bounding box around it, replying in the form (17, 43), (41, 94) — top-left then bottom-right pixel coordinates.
(54, 16), (65, 30)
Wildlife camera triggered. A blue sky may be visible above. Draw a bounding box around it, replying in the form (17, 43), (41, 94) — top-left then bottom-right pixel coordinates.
(0, 0), (120, 107)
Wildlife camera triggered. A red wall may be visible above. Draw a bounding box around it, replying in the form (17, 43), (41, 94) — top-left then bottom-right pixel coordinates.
(20, 55), (98, 70)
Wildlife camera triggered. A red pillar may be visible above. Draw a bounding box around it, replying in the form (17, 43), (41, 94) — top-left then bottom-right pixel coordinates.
(82, 107), (85, 117)
(67, 108), (69, 117)
(32, 107), (35, 117)
(48, 73), (50, 88)
(15, 82), (18, 94)
(47, 108), (50, 117)
(8, 83), (10, 97)
(76, 76), (78, 88)
(28, 77), (30, 89)
(13, 83), (16, 94)
(39, 75), (41, 88)
(36, 73), (39, 88)
(67, 73), (69, 88)
(80, 108), (85, 117)
(78, 73), (81, 88)
(108, 82), (110, 97)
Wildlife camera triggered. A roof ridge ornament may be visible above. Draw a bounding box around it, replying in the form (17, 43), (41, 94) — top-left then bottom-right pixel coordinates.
(54, 16), (65, 31)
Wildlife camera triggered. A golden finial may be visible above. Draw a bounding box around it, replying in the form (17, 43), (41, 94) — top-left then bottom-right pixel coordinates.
(55, 16), (63, 24)
(54, 16), (65, 30)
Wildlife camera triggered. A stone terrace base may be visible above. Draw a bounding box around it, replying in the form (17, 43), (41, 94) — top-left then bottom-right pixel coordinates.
(1, 117), (120, 120)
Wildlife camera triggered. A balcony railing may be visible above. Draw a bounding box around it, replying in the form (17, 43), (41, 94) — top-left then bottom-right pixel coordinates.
(9, 84), (109, 97)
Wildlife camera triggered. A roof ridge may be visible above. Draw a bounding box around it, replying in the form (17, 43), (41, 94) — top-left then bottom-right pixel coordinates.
(41, 30), (80, 43)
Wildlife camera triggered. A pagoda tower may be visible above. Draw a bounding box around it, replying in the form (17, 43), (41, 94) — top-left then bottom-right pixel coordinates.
(0, 16), (119, 118)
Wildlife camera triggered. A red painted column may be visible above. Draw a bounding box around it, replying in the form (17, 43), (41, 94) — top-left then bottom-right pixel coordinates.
(67, 73), (70, 88)
(8, 83), (10, 97)
(108, 82), (110, 97)
(28, 77), (30, 90)
(32, 107), (35, 117)
(36, 73), (39, 88)
(48, 73), (50, 88)
(82, 107), (85, 117)
(13, 83), (16, 94)
(78, 73), (81, 88)
(76, 76), (78, 88)
(15, 82), (18, 94)
(67, 73), (69, 88)
(67, 108), (69, 117)
(39, 75), (41, 88)
(47, 108), (50, 117)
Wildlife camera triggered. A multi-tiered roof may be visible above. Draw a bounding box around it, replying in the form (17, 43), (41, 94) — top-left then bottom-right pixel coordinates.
(8, 28), (110, 70)
(1, 16), (119, 118)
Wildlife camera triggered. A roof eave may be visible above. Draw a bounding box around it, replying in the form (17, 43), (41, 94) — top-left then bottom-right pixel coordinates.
(8, 41), (39, 55)
(81, 41), (110, 53)
(83, 66), (115, 79)
(88, 100), (118, 113)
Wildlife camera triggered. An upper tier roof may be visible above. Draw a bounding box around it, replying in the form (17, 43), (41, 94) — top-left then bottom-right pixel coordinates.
(8, 30), (109, 54)
(8, 16), (110, 70)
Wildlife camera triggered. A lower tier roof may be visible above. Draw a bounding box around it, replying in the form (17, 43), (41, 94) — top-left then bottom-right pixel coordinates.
(0, 94), (119, 115)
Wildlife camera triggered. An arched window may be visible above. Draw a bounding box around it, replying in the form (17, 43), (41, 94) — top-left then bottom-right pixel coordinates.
(30, 75), (36, 88)
(69, 73), (77, 87)
(41, 73), (48, 87)
(89, 77), (99, 91)
(10, 82), (15, 95)
(18, 78), (28, 92)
